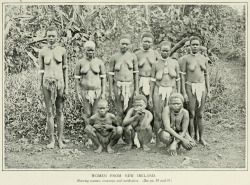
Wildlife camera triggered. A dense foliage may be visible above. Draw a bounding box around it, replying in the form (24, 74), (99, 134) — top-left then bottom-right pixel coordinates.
(4, 4), (246, 143)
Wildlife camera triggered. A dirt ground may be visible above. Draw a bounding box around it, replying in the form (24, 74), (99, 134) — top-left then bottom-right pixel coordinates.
(4, 61), (246, 169)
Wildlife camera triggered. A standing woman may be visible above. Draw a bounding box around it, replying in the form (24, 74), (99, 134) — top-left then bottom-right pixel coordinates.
(149, 41), (180, 147)
(109, 35), (139, 124)
(38, 26), (68, 149)
(180, 36), (211, 146)
(74, 41), (106, 124)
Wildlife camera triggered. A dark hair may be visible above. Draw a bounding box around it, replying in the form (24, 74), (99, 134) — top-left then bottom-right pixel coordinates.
(190, 36), (201, 45)
(46, 26), (58, 35)
(160, 41), (172, 49)
(120, 35), (131, 41)
(134, 94), (147, 104)
(141, 32), (154, 41)
(98, 99), (108, 106)
(169, 93), (184, 104)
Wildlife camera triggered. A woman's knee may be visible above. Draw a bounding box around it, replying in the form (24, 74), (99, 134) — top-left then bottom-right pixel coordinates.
(85, 125), (95, 135)
(46, 107), (53, 117)
(196, 111), (204, 119)
(115, 126), (123, 135)
(159, 131), (172, 144)
(124, 125), (133, 132)
(189, 110), (195, 119)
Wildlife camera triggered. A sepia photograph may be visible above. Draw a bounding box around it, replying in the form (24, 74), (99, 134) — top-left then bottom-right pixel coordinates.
(2, 0), (247, 174)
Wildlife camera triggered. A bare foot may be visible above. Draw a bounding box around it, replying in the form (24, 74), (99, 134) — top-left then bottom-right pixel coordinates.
(85, 138), (93, 149)
(194, 134), (200, 142)
(142, 144), (151, 151)
(170, 142), (177, 156)
(94, 145), (103, 153)
(150, 137), (156, 144)
(124, 144), (133, 151)
(107, 146), (114, 154)
(156, 142), (165, 148)
(58, 140), (66, 149)
(46, 141), (55, 149)
(200, 139), (209, 147)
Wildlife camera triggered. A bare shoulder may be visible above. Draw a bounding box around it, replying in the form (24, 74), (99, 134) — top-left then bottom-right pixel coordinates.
(181, 54), (189, 61)
(130, 52), (137, 59)
(78, 57), (87, 64)
(57, 45), (65, 51)
(154, 49), (159, 55)
(89, 113), (98, 120)
(171, 58), (179, 65)
(110, 52), (120, 61)
(40, 46), (47, 55)
(107, 112), (116, 119)
(135, 50), (142, 56)
(95, 57), (104, 64)
(144, 110), (153, 117)
(126, 107), (135, 116)
(182, 108), (189, 117)
(153, 60), (160, 67)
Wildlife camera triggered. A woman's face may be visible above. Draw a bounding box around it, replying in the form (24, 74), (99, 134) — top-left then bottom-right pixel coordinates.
(161, 45), (171, 59)
(85, 46), (95, 59)
(169, 98), (183, 113)
(47, 30), (57, 45)
(142, 37), (153, 51)
(120, 38), (130, 53)
(190, 39), (200, 54)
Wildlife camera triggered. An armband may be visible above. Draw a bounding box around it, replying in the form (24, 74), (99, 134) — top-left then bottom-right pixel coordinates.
(74, 75), (81, 79)
(176, 78), (180, 81)
(100, 74), (106, 78)
(204, 72), (208, 75)
(179, 71), (186, 75)
(63, 65), (68, 69)
(38, 70), (44, 73)
(108, 72), (115, 75)
(133, 71), (139, 73)
(150, 78), (156, 82)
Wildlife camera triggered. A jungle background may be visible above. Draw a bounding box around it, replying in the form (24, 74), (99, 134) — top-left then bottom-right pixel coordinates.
(4, 4), (246, 168)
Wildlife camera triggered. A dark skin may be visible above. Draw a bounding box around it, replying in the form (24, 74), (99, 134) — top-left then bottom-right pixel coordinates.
(38, 30), (68, 149)
(109, 38), (139, 124)
(181, 39), (211, 146)
(160, 97), (196, 156)
(135, 36), (159, 108)
(148, 44), (180, 147)
(123, 100), (153, 151)
(86, 100), (122, 153)
(75, 45), (106, 123)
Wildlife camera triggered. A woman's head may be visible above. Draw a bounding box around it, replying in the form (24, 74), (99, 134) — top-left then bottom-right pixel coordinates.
(160, 41), (172, 59)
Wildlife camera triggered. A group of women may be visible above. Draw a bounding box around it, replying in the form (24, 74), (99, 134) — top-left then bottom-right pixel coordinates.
(39, 27), (210, 149)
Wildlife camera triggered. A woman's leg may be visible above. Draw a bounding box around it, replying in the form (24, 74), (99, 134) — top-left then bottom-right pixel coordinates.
(55, 88), (66, 149)
(196, 91), (209, 146)
(186, 85), (197, 141)
(153, 85), (165, 147)
(43, 87), (55, 149)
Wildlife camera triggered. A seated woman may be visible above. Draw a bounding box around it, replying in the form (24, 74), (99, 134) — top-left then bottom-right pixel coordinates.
(149, 41), (180, 147)
(122, 95), (153, 151)
(85, 99), (122, 153)
(159, 93), (196, 156)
